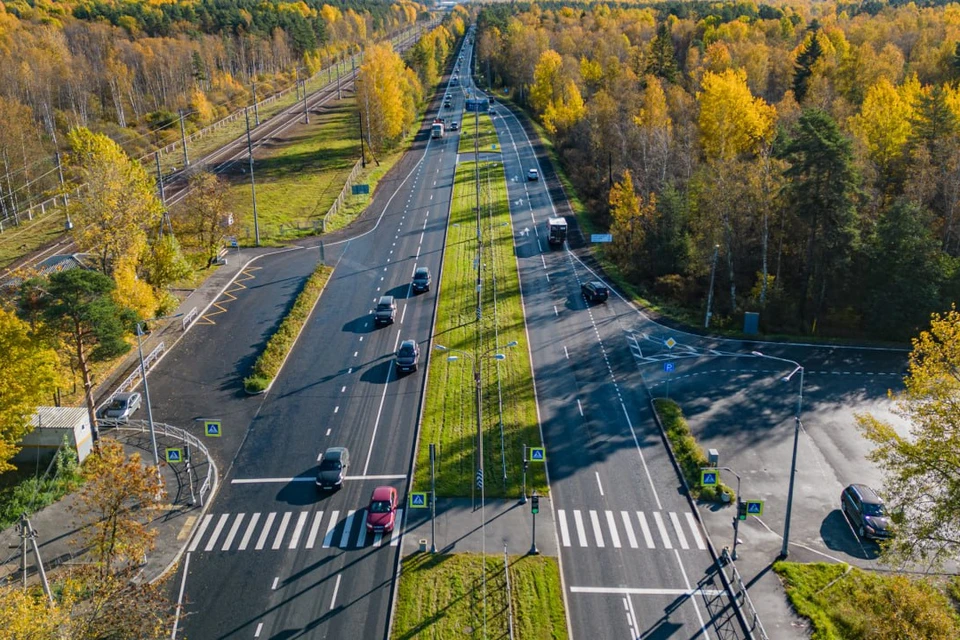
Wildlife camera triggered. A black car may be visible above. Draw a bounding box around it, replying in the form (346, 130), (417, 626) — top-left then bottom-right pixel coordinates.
(374, 295), (397, 325)
(841, 484), (892, 540)
(412, 267), (431, 293)
(395, 339), (420, 373)
(316, 447), (349, 491)
(581, 281), (609, 304)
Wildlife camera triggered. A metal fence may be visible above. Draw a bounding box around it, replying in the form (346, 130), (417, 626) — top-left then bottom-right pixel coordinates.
(719, 548), (769, 640)
(321, 158), (365, 232)
(98, 341), (165, 412)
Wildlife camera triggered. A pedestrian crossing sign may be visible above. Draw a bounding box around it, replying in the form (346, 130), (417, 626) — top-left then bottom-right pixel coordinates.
(700, 469), (718, 486)
(529, 447), (545, 462)
(166, 448), (183, 464)
(746, 500), (764, 516)
(410, 492), (428, 509)
(204, 420), (222, 437)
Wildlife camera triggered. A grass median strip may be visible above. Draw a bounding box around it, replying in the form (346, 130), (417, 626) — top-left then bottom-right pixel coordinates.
(243, 263), (332, 393)
(458, 112), (499, 155)
(416, 158), (545, 499)
(392, 552), (567, 640)
(653, 398), (733, 502)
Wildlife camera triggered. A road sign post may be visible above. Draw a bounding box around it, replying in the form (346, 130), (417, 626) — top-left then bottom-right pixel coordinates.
(664, 361), (675, 399)
(165, 448), (183, 464)
(204, 420), (222, 437)
(430, 443), (437, 553)
(520, 445), (528, 504)
(704, 463), (743, 560)
(184, 444), (196, 506)
(529, 490), (540, 555)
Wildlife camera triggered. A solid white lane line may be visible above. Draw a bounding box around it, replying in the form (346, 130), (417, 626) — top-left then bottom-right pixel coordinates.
(569, 586), (726, 596)
(670, 512), (690, 550)
(573, 510), (588, 547)
(605, 511), (622, 548)
(339, 510), (357, 548)
(541, 255), (547, 268)
(419, 231), (425, 243)
(637, 512), (655, 549)
(595, 471), (603, 496)
(322, 510), (340, 548)
(626, 595), (640, 638)
(362, 333), (400, 475)
(231, 477), (312, 484)
(400, 304), (407, 324)
(238, 513), (260, 551)
(343, 474), (407, 480)
(306, 511), (324, 549)
(356, 512), (369, 547)
(272, 577), (279, 590)
(563, 346), (569, 359)
(589, 510), (605, 547)
(188, 514), (213, 552)
(577, 399), (583, 416)
(272, 512), (292, 550)
(289, 512), (309, 549)
(255, 622), (263, 637)
(674, 548), (712, 637)
(204, 514), (229, 552)
(621, 512), (639, 549)
(621, 403), (663, 510)
(222, 513), (245, 551)
(653, 512), (672, 549)
(171, 552), (190, 638)
(255, 513), (277, 550)
(390, 509), (404, 546)
(553, 305), (558, 316)
(330, 573), (342, 610)
(685, 513), (707, 550)
(416, 246), (421, 259)
(557, 509), (571, 547)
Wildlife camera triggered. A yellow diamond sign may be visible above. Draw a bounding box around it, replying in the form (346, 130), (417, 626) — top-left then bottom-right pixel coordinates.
(665, 337), (677, 349)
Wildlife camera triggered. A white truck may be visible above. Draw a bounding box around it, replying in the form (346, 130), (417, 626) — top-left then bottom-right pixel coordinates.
(431, 119), (444, 139)
(547, 217), (568, 247)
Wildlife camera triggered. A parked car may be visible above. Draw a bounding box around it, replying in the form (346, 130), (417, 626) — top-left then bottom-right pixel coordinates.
(316, 447), (349, 491)
(581, 281), (609, 304)
(96, 392), (142, 421)
(374, 295), (397, 325)
(841, 484), (892, 540)
(395, 340), (420, 373)
(366, 486), (399, 533)
(412, 266), (432, 292)
(527, 168), (539, 181)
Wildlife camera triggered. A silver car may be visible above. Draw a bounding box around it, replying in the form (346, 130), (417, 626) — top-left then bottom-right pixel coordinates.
(97, 392), (142, 421)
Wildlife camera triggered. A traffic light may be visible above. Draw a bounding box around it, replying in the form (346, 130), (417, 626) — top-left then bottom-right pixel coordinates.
(737, 500), (748, 521)
(531, 494), (540, 515)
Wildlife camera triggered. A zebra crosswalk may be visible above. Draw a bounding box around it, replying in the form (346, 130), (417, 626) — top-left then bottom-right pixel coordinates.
(187, 508), (405, 554)
(556, 509), (706, 551)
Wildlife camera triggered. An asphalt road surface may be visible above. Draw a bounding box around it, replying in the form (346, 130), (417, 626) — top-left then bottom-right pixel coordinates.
(151, 37), (476, 640)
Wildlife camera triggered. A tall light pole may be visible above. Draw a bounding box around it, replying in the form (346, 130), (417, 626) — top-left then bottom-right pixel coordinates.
(136, 313), (183, 468)
(752, 351), (804, 559)
(705, 243), (720, 328)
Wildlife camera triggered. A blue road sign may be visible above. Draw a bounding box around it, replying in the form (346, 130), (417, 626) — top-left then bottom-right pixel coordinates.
(476, 468), (484, 489)
(700, 470), (718, 486)
(529, 447), (545, 462)
(165, 448), (183, 463)
(664, 362), (675, 373)
(746, 500), (764, 516)
(410, 492), (428, 508)
(591, 234), (613, 243)
(352, 184), (370, 195)
(204, 420), (222, 437)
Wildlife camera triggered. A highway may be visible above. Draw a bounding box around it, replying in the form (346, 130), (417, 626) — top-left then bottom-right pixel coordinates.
(159, 35), (474, 639)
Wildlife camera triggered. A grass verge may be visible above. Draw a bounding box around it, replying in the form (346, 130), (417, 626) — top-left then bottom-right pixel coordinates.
(458, 113), (499, 155)
(653, 398), (733, 502)
(392, 552), (567, 640)
(0, 445), (83, 530)
(244, 263), (332, 392)
(415, 159), (545, 499)
(775, 561), (960, 639)
(0, 212), (67, 270)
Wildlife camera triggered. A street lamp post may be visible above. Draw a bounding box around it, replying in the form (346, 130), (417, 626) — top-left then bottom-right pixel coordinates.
(752, 351), (804, 559)
(136, 314), (183, 468)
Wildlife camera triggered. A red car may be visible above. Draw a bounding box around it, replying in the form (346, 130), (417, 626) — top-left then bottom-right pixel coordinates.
(366, 486), (399, 533)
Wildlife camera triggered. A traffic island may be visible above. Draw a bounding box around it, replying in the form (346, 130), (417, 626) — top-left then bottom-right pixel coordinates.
(243, 263), (332, 393)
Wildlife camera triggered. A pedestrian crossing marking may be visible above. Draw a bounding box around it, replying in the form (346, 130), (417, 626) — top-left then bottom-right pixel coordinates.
(205, 514), (229, 552)
(355, 512), (368, 547)
(636, 512), (655, 549)
(685, 513), (707, 550)
(652, 512), (672, 550)
(669, 512), (689, 550)
(222, 513), (245, 551)
(557, 509), (571, 547)
(323, 510), (339, 548)
(189, 514), (214, 553)
(573, 510), (588, 547)
(306, 512), (323, 549)
(605, 511), (621, 548)
(589, 510), (605, 548)
(273, 512), (292, 550)
(373, 531), (383, 547)
(620, 512), (638, 549)
(390, 510), (404, 546)
(289, 512), (308, 550)
(239, 513), (260, 551)
(339, 510), (356, 548)
(256, 513), (276, 551)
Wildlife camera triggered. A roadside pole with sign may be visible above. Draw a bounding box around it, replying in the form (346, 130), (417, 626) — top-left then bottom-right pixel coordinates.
(702, 462), (745, 560)
(520, 445), (528, 504)
(529, 490), (540, 555)
(430, 443), (437, 553)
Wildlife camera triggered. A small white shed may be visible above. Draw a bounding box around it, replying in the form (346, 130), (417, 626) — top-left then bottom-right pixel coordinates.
(15, 407), (94, 465)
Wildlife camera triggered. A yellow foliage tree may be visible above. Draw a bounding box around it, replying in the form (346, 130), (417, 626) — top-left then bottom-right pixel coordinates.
(188, 87), (215, 126)
(531, 50), (585, 134)
(697, 68), (776, 161)
(357, 43), (419, 152)
(112, 251), (160, 320)
(848, 77), (916, 178)
(608, 170), (657, 281)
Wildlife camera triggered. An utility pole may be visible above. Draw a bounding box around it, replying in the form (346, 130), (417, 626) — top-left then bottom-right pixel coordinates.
(18, 515), (53, 604)
(359, 111), (367, 168)
(302, 79), (309, 124)
(56, 151), (72, 230)
(295, 67), (300, 100)
(155, 152), (165, 206)
(252, 82), (260, 126)
(705, 243), (720, 328)
(430, 443), (437, 554)
(178, 109), (189, 168)
(244, 107), (261, 246)
(337, 66), (342, 100)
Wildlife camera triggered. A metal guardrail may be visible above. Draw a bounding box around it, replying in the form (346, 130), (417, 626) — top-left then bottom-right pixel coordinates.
(720, 548), (770, 640)
(503, 546), (515, 640)
(181, 307), (199, 331)
(98, 341), (165, 412)
(321, 158), (365, 232)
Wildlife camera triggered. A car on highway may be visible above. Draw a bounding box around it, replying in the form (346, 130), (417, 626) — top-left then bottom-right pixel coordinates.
(527, 168), (539, 181)
(449, 121), (460, 131)
(841, 484), (892, 540)
(412, 266), (432, 292)
(366, 485), (399, 533)
(395, 340), (420, 373)
(96, 392), (142, 421)
(316, 447), (349, 491)
(581, 281), (609, 304)
(374, 295), (397, 325)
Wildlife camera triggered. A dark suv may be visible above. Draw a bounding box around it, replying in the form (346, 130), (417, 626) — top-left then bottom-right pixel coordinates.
(395, 339), (420, 373)
(374, 295), (397, 325)
(841, 484), (892, 540)
(412, 267), (431, 293)
(581, 281), (609, 304)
